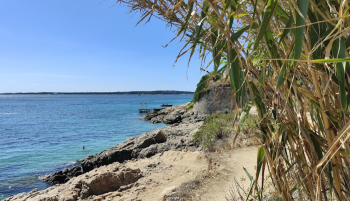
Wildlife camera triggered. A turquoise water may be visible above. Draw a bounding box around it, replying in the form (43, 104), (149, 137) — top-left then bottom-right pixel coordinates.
(0, 94), (192, 200)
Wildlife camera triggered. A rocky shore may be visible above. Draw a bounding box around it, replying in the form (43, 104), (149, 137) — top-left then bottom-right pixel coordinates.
(5, 84), (259, 201)
(40, 103), (207, 185)
(5, 103), (211, 200)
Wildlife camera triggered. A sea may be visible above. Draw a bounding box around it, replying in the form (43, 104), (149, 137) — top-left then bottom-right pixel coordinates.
(0, 94), (193, 200)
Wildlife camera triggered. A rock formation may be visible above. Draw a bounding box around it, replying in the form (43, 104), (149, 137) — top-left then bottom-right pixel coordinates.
(7, 163), (142, 201)
(192, 82), (234, 115)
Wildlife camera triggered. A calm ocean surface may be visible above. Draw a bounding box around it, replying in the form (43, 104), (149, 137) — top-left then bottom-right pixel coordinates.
(0, 94), (193, 200)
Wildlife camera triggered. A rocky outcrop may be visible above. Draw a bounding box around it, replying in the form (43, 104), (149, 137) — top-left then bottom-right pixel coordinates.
(193, 82), (234, 115)
(6, 164), (142, 201)
(42, 166), (83, 184)
(144, 103), (208, 124)
(143, 104), (187, 123)
(79, 122), (202, 173)
(5, 150), (211, 201)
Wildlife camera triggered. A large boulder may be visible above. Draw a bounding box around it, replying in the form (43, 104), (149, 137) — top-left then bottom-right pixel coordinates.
(193, 82), (233, 115)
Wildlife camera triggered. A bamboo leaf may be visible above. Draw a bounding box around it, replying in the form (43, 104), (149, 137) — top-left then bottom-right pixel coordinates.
(250, 82), (266, 117)
(244, 167), (255, 201)
(256, 146), (265, 181)
(340, 149), (350, 157)
(239, 99), (253, 131)
(317, 112), (325, 132)
(307, 8), (322, 70)
(229, 48), (240, 91)
(279, 13), (294, 43)
(276, 63), (287, 88)
(294, 0), (310, 62)
(275, 4), (289, 24)
(309, 130), (324, 160)
(332, 37), (347, 109)
(329, 162), (334, 189)
(230, 24), (251, 43)
(258, 66), (265, 90)
(177, 1), (194, 36)
(253, 0), (278, 50)
(135, 10), (152, 26)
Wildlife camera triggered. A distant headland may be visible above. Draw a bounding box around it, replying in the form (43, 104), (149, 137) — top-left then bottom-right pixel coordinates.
(0, 90), (194, 95)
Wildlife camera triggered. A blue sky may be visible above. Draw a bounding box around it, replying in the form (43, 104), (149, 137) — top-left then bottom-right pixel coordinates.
(0, 0), (204, 93)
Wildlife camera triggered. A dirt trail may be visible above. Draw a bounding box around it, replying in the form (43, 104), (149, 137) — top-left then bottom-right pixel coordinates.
(117, 146), (259, 201)
(192, 147), (258, 201)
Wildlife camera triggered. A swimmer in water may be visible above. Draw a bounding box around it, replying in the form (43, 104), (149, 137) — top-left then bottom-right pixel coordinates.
(82, 146), (85, 149)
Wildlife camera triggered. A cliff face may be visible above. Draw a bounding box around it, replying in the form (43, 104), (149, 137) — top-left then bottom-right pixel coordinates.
(193, 82), (233, 116)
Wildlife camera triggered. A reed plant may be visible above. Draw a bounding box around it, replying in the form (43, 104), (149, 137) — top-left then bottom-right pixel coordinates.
(116, 0), (350, 200)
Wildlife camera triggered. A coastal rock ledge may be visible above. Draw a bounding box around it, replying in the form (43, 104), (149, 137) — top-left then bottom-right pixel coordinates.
(8, 164), (142, 201)
(40, 103), (206, 185)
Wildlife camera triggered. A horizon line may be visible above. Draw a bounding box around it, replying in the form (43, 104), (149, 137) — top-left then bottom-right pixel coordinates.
(0, 90), (194, 94)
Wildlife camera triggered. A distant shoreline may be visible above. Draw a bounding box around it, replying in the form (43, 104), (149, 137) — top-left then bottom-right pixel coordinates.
(0, 91), (194, 95)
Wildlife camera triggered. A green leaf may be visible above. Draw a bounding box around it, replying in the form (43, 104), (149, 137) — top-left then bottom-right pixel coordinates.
(310, 99), (322, 111)
(177, 1), (194, 36)
(238, 69), (246, 106)
(332, 37), (347, 109)
(340, 149), (350, 157)
(325, 111), (340, 129)
(277, 63), (287, 88)
(256, 146), (265, 181)
(309, 130), (323, 160)
(317, 112), (325, 132)
(229, 48), (240, 91)
(253, 0), (278, 50)
(258, 66), (265, 90)
(230, 25), (250, 43)
(279, 12), (294, 43)
(250, 82), (266, 117)
(312, 57), (350, 63)
(294, 0), (310, 62)
(239, 99), (253, 131)
(275, 4), (289, 24)
(329, 162), (334, 189)
(307, 9), (322, 70)
(243, 167), (255, 201)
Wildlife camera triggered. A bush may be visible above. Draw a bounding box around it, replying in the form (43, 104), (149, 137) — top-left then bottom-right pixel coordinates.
(193, 112), (233, 149)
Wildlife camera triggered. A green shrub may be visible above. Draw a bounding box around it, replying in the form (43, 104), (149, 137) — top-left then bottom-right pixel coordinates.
(193, 74), (210, 103)
(193, 112), (232, 149)
(187, 101), (194, 110)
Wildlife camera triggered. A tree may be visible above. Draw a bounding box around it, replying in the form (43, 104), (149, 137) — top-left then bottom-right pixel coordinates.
(116, 0), (350, 200)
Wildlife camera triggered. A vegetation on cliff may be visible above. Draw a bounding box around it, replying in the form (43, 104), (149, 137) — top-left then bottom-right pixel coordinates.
(117, 0), (350, 200)
(194, 111), (259, 150)
(193, 74), (210, 103)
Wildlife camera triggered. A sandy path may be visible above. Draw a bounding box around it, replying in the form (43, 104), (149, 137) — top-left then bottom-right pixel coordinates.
(191, 146), (259, 201)
(114, 146), (259, 201)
